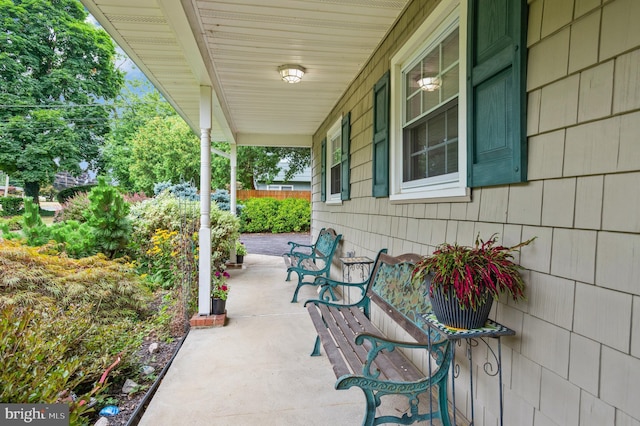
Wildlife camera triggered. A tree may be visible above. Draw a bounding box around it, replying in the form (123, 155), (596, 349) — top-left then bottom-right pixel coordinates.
(103, 80), (176, 191)
(128, 116), (201, 195)
(0, 0), (124, 203)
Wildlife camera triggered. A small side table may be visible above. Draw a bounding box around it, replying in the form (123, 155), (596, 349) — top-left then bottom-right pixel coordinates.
(339, 256), (374, 282)
(421, 314), (515, 426)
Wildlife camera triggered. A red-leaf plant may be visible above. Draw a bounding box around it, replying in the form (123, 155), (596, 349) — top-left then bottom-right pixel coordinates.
(412, 234), (535, 310)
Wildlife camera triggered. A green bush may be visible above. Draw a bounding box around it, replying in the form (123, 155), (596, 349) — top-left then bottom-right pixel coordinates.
(240, 197), (310, 233)
(129, 192), (239, 288)
(0, 196), (23, 216)
(272, 198), (311, 233)
(48, 220), (96, 258)
(54, 191), (90, 223)
(0, 216), (22, 232)
(240, 197), (280, 233)
(86, 177), (131, 259)
(56, 184), (96, 204)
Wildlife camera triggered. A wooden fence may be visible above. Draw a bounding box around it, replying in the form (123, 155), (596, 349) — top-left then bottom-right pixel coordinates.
(237, 189), (311, 201)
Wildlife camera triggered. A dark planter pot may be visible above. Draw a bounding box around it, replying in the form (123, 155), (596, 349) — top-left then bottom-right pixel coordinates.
(427, 275), (493, 329)
(210, 297), (226, 315)
(236, 255), (244, 264)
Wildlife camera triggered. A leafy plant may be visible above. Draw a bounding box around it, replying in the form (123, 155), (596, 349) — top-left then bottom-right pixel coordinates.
(0, 196), (23, 216)
(85, 177), (131, 258)
(211, 270), (231, 300)
(235, 240), (247, 256)
(412, 234), (535, 310)
(21, 198), (50, 246)
(54, 191), (91, 223)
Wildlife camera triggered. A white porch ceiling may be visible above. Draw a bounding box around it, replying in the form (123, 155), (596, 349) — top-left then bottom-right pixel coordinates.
(80, 0), (410, 146)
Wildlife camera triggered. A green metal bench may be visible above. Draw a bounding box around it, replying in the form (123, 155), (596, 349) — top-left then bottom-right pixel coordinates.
(283, 228), (342, 303)
(304, 251), (453, 426)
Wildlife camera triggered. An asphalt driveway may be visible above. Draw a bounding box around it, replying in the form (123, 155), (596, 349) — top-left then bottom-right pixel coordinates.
(238, 232), (311, 257)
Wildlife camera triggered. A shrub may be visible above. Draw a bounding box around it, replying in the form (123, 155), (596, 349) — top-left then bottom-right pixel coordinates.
(56, 184), (96, 204)
(21, 198), (50, 246)
(272, 198), (310, 233)
(240, 197), (310, 233)
(48, 220), (96, 258)
(0, 196), (23, 216)
(54, 191), (90, 223)
(86, 177), (131, 258)
(240, 197), (280, 233)
(0, 216), (22, 232)
(129, 192), (239, 288)
(154, 181), (198, 200)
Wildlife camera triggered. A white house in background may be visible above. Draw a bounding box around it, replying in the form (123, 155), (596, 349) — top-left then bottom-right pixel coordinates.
(83, 0), (640, 424)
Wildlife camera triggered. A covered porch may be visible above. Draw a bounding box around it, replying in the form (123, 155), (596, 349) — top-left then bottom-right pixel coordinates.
(137, 253), (455, 425)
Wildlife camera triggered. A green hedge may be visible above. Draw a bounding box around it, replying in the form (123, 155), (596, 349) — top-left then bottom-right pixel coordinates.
(0, 197), (23, 216)
(240, 197), (310, 233)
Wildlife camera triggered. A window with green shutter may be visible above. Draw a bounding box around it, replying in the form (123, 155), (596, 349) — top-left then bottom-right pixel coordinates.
(386, 0), (527, 201)
(341, 112), (351, 200)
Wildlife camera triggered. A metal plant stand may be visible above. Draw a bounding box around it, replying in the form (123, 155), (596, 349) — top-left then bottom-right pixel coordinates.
(421, 314), (515, 426)
(339, 256), (374, 282)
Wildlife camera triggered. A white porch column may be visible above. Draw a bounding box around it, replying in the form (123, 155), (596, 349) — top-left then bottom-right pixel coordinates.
(230, 143), (237, 216)
(198, 86), (212, 315)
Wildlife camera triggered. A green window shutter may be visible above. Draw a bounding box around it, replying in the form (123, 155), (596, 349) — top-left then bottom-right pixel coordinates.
(320, 138), (326, 202)
(340, 113), (351, 200)
(467, 0), (528, 187)
(372, 71), (390, 198)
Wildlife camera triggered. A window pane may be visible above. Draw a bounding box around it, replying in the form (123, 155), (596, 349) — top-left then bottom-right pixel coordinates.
(442, 29), (459, 69)
(331, 165), (340, 194)
(406, 92), (421, 122)
(422, 88), (441, 113)
(447, 140), (458, 173)
(427, 111), (446, 148)
(441, 64), (459, 100)
(427, 146), (446, 177)
(447, 105), (458, 139)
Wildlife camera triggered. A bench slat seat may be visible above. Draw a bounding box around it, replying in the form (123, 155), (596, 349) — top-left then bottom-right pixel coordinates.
(304, 250), (453, 426)
(283, 228), (342, 302)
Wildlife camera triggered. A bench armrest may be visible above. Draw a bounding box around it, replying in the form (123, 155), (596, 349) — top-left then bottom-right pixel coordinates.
(287, 241), (314, 254)
(355, 332), (450, 379)
(313, 276), (369, 302)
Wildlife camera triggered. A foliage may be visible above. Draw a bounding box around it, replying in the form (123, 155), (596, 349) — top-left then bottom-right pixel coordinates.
(85, 177), (131, 258)
(272, 198), (311, 233)
(235, 240), (247, 256)
(154, 181), (198, 200)
(0, 215), (22, 232)
(0, 0), (124, 202)
(145, 229), (179, 289)
(102, 81), (176, 191)
(412, 234), (535, 310)
(48, 220), (96, 258)
(239, 197), (279, 233)
(239, 197), (310, 233)
(21, 198), (49, 246)
(212, 188), (244, 216)
(0, 239), (156, 424)
(57, 185), (97, 204)
(0, 239), (151, 321)
(0, 196), (23, 216)
(128, 116), (201, 195)
(54, 192), (91, 223)
(129, 192), (239, 286)
(211, 270), (231, 300)
(236, 146), (310, 190)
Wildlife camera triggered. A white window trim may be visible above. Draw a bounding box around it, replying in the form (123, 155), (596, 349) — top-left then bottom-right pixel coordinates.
(326, 116), (343, 205)
(389, 0), (468, 202)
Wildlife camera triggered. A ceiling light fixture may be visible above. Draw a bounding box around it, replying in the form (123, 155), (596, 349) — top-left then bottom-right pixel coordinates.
(278, 64), (306, 83)
(417, 76), (441, 91)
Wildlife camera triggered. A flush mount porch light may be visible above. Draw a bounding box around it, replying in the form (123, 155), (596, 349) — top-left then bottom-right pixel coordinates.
(278, 64), (306, 83)
(417, 76), (441, 91)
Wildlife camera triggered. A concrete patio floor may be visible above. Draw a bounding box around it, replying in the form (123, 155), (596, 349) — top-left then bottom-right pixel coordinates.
(138, 253), (365, 426)
(139, 253), (452, 426)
